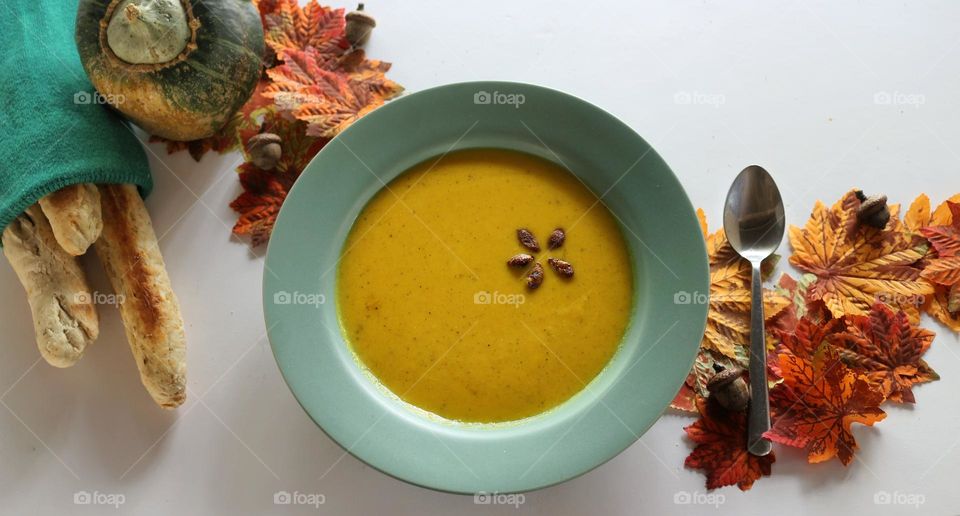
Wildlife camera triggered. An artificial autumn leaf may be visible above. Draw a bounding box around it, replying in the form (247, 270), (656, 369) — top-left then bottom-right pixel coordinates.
(264, 46), (403, 137)
(905, 193), (960, 232)
(920, 202), (960, 282)
(826, 303), (938, 403)
(684, 397), (775, 491)
(912, 198), (960, 330)
(261, 0), (348, 57)
(766, 273), (831, 338)
(230, 111), (328, 246)
(765, 346), (886, 465)
(699, 212), (791, 360)
(774, 316), (844, 360)
(789, 190), (932, 322)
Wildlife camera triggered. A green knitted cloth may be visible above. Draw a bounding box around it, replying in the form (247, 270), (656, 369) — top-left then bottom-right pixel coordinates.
(0, 1), (152, 235)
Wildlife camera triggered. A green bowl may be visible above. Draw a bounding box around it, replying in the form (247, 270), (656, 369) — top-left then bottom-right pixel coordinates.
(264, 81), (709, 493)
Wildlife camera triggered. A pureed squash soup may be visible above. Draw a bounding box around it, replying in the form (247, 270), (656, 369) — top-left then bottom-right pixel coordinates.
(337, 149), (633, 422)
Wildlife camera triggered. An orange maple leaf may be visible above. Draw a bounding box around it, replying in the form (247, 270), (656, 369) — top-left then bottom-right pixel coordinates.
(765, 346), (886, 465)
(826, 303), (938, 404)
(684, 397), (775, 490)
(264, 46), (403, 138)
(788, 190), (932, 322)
(260, 0), (348, 57)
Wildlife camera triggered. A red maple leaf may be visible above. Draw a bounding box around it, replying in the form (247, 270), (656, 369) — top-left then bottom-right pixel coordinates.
(827, 303), (938, 403)
(684, 397), (775, 491)
(765, 346), (886, 465)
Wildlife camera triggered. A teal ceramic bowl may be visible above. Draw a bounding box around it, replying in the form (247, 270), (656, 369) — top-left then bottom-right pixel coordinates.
(264, 81), (708, 493)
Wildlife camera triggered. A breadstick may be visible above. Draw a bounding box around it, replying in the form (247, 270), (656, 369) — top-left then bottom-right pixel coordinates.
(38, 183), (102, 256)
(2, 205), (98, 367)
(95, 184), (186, 409)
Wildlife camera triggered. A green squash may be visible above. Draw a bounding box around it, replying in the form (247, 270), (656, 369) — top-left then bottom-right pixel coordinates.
(76, 0), (264, 141)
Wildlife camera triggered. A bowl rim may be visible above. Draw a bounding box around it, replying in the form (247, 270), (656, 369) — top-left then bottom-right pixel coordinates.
(263, 80), (709, 494)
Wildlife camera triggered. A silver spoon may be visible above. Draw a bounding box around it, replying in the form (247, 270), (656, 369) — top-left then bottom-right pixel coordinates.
(723, 165), (785, 456)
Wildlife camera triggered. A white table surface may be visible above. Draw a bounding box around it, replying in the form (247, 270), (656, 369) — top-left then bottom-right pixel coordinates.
(4, 1), (960, 514)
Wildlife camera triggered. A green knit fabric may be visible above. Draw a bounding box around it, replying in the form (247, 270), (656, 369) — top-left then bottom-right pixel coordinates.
(0, 0), (153, 236)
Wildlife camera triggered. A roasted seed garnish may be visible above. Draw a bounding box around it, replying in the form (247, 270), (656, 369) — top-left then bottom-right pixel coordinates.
(547, 228), (565, 250)
(517, 228), (541, 252)
(547, 258), (574, 277)
(527, 262), (545, 289)
(507, 253), (535, 267)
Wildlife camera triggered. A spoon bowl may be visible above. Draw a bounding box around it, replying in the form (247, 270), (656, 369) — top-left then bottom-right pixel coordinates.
(724, 166), (785, 262)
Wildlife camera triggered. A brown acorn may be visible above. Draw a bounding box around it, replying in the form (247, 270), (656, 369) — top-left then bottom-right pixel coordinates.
(247, 132), (282, 170)
(854, 190), (890, 229)
(345, 4), (376, 48)
(706, 364), (749, 411)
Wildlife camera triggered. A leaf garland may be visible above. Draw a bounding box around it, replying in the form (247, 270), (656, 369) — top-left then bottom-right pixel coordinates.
(146, 0), (402, 246)
(682, 190), (948, 491)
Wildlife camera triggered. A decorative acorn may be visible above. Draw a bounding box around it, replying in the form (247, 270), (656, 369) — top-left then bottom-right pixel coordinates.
(855, 190), (890, 229)
(345, 3), (376, 48)
(706, 363), (750, 411)
(247, 133), (282, 170)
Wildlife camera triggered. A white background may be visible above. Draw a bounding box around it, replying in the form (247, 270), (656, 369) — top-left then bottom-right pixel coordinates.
(3, 1), (959, 514)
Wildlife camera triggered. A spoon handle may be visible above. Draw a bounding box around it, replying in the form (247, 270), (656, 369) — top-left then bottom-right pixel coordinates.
(747, 263), (773, 456)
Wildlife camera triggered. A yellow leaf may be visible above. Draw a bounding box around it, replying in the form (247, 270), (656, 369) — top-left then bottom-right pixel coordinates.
(789, 190), (933, 321)
(904, 193), (930, 233)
